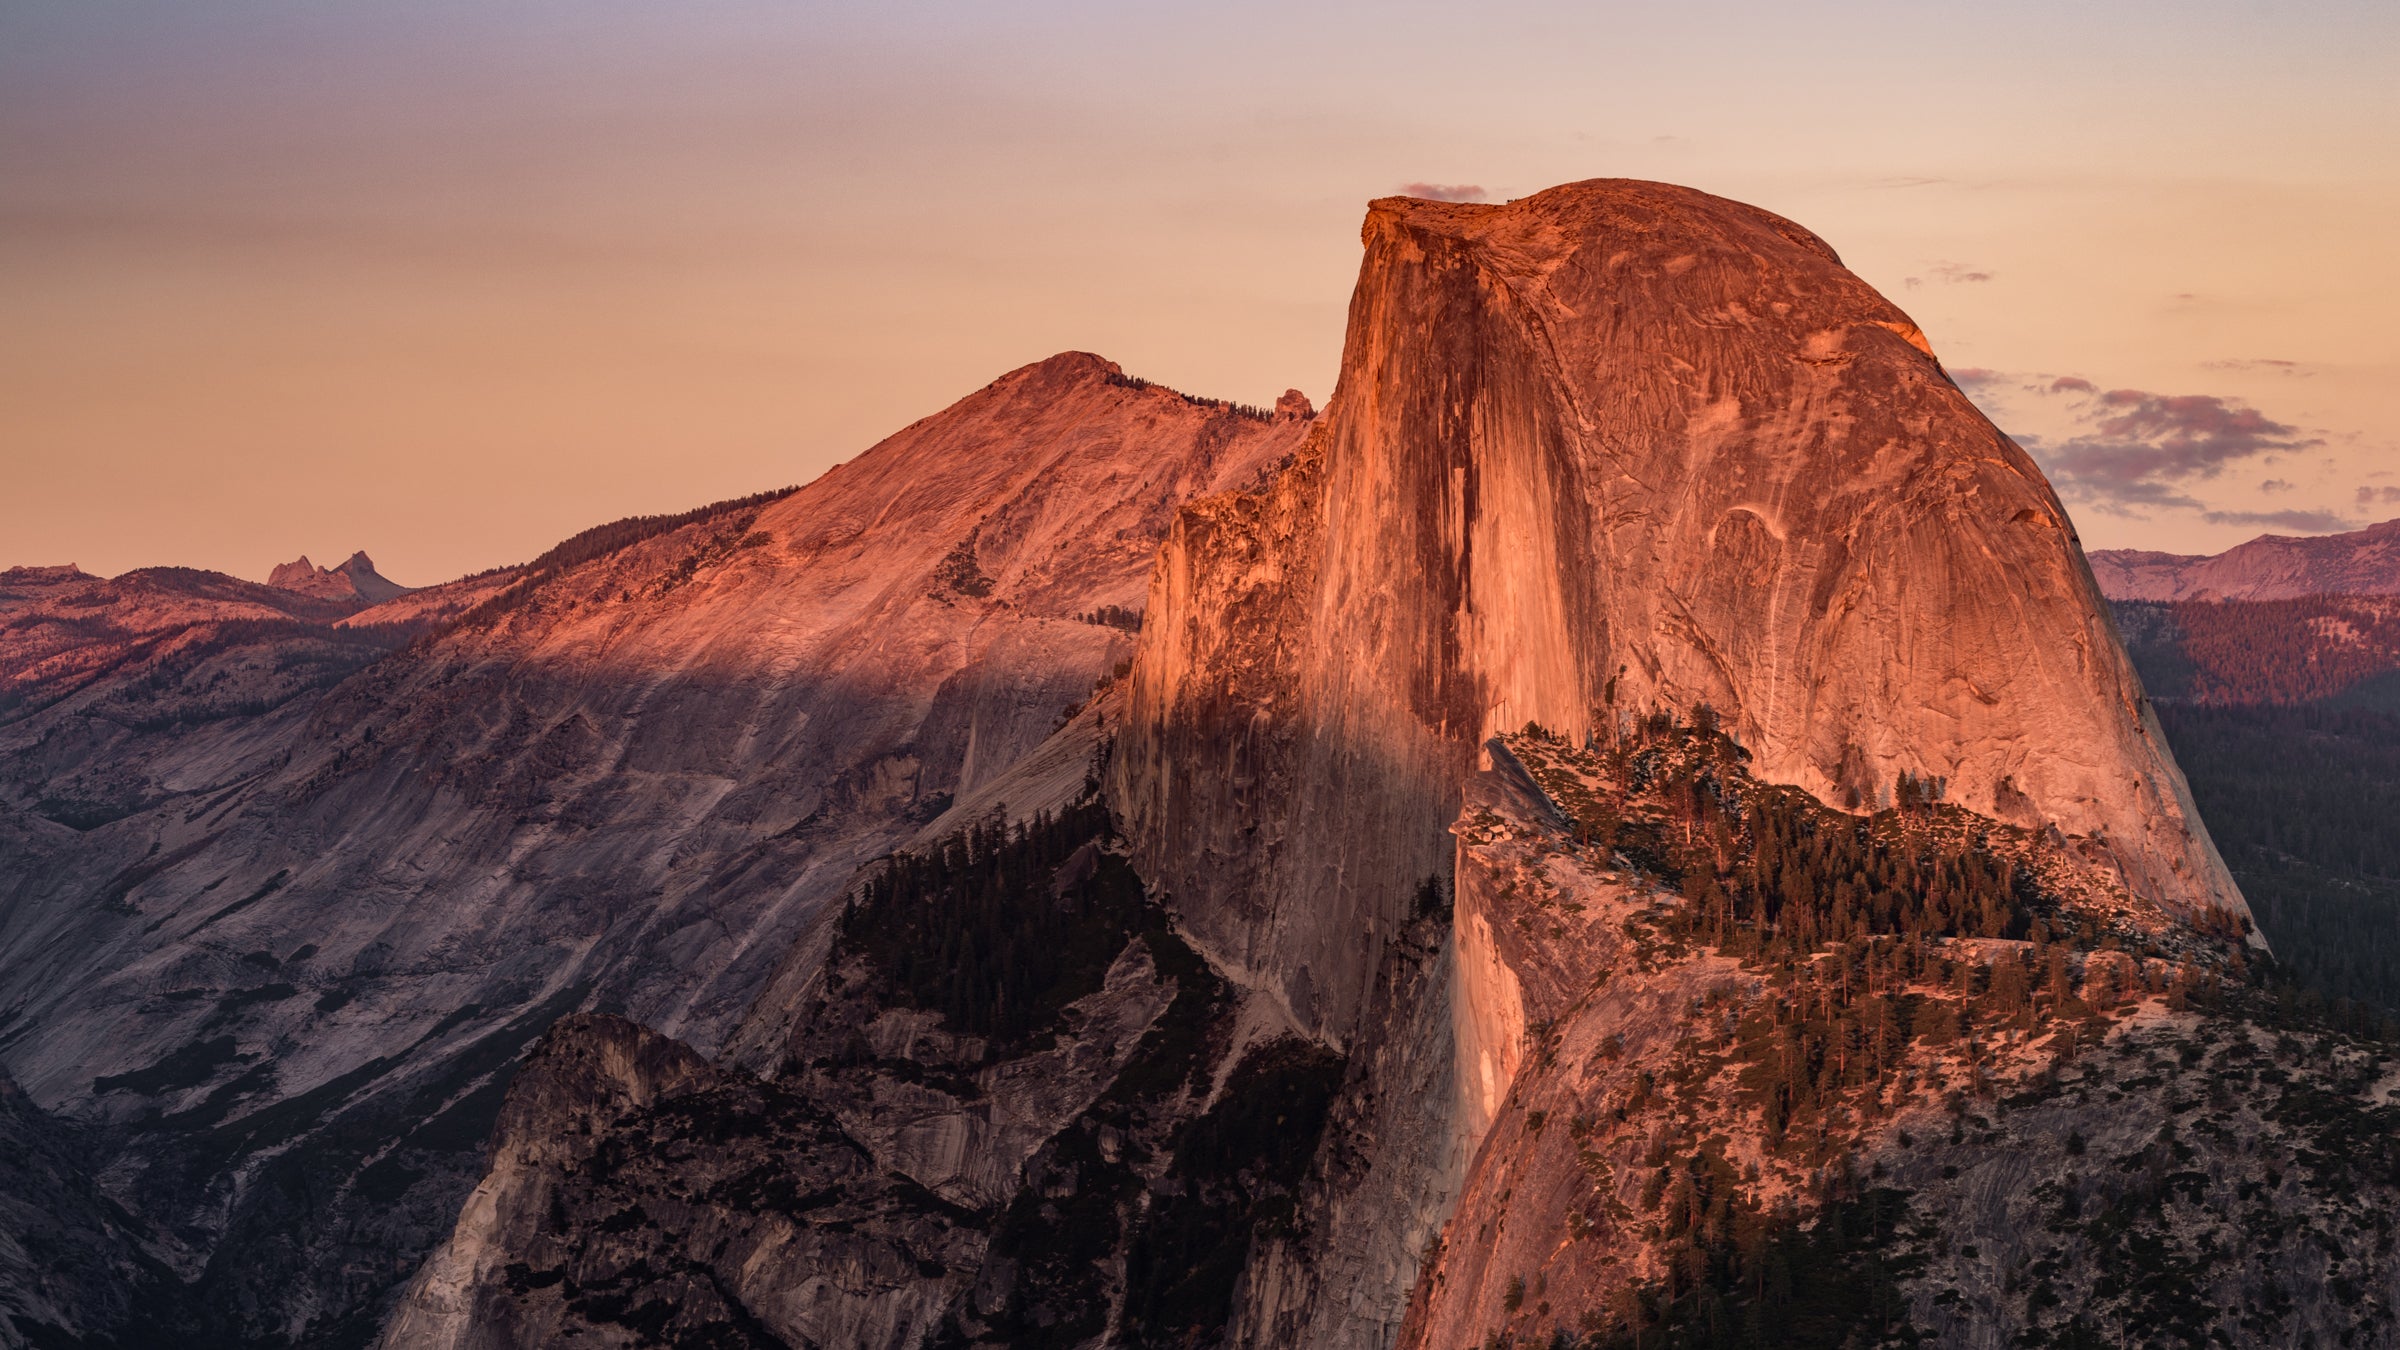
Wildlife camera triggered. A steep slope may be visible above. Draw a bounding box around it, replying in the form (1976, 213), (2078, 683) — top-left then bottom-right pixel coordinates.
(1112, 179), (2249, 1346)
(2091, 516), (2400, 601)
(0, 353), (1308, 1345)
(0, 1063), (193, 1346)
(378, 789), (1343, 1350)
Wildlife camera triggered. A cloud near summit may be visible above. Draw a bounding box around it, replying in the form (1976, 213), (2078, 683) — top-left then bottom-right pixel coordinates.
(1400, 182), (1487, 203)
(2014, 381), (2320, 518)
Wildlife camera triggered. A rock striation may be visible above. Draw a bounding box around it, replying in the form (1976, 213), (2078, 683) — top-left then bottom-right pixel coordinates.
(2091, 516), (2400, 601)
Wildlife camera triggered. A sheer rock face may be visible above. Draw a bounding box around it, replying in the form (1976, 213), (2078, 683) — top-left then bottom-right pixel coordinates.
(2090, 516), (2400, 601)
(0, 352), (1303, 1344)
(1118, 179), (2246, 1052)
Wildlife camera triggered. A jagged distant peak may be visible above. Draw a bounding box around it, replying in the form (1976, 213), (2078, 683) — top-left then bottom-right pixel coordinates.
(2091, 514), (2400, 602)
(266, 549), (408, 603)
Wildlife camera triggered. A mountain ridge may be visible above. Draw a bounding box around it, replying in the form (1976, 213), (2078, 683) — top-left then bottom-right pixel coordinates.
(0, 351), (1307, 1345)
(2091, 516), (2400, 601)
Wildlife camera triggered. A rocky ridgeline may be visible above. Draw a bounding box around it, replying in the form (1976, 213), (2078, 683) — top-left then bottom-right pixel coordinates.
(2092, 516), (2400, 603)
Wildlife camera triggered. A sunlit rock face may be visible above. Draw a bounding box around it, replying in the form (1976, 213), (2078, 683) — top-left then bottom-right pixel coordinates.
(0, 352), (1305, 1344)
(1119, 179), (2245, 1049)
(1112, 180), (2248, 1350)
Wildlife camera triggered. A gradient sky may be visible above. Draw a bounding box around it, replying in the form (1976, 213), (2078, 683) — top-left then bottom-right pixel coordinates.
(5, 1), (2396, 585)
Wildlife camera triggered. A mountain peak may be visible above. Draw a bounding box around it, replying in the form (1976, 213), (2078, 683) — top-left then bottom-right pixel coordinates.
(1119, 173), (2244, 1055)
(266, 550), (408, 604)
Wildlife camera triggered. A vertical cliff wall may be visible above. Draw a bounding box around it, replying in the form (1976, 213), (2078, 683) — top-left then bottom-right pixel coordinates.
(1117, 179), (2246, 1055)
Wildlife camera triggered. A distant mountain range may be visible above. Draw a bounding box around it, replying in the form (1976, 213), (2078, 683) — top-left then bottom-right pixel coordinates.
(2091, 517), (2400, 601)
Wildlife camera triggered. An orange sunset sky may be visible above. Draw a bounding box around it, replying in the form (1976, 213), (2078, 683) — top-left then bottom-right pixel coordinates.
(4, 1), (2397, 586)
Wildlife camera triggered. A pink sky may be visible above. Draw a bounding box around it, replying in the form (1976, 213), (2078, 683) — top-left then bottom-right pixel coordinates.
(4, 1), (2396, 583)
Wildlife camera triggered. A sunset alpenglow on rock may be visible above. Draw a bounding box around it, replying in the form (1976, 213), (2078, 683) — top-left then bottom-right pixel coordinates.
(5, 4), (2400, 1348)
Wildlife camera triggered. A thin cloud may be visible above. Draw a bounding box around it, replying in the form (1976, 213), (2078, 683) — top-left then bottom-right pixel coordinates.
(1929, 262), (1993, 283)
(2260, 479), (2294, 493)
(2201, 508), (2355, 533)
(2359, 486), (2400, 506)
(1400, 182), (1486, 203)
(2016, 382), (2321, 518)
(2203, 358), (2312, 376)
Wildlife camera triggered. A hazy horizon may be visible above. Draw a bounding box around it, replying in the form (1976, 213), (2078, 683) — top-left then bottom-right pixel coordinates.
(6, 0), (2396, 586)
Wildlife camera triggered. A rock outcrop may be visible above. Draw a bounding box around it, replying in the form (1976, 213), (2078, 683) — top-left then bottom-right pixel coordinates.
(1119, 179), (2244, 1049)
(2092, 516), (2400, 601)
(1110, 178), (2251, 1347)
(382, 791), (1348, 1350)
(1402, 728), (2391, 1350)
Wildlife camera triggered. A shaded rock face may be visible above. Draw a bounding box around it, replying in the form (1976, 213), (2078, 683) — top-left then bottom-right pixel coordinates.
(381, 798), (1350, 1350)
(0, 564), (524, 843)
(0, 353), (1304, 1344)
(0, 1064), (191, 1345)
(2091, 516), (2400, 601)
(1118, 180), (2244, 1059)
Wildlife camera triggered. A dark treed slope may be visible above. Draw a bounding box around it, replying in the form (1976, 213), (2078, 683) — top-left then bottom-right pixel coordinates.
(2115, 595), (2400, 1016)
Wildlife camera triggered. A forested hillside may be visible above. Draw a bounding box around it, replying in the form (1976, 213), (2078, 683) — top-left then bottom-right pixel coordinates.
(2117, 598), (2400, 1015)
